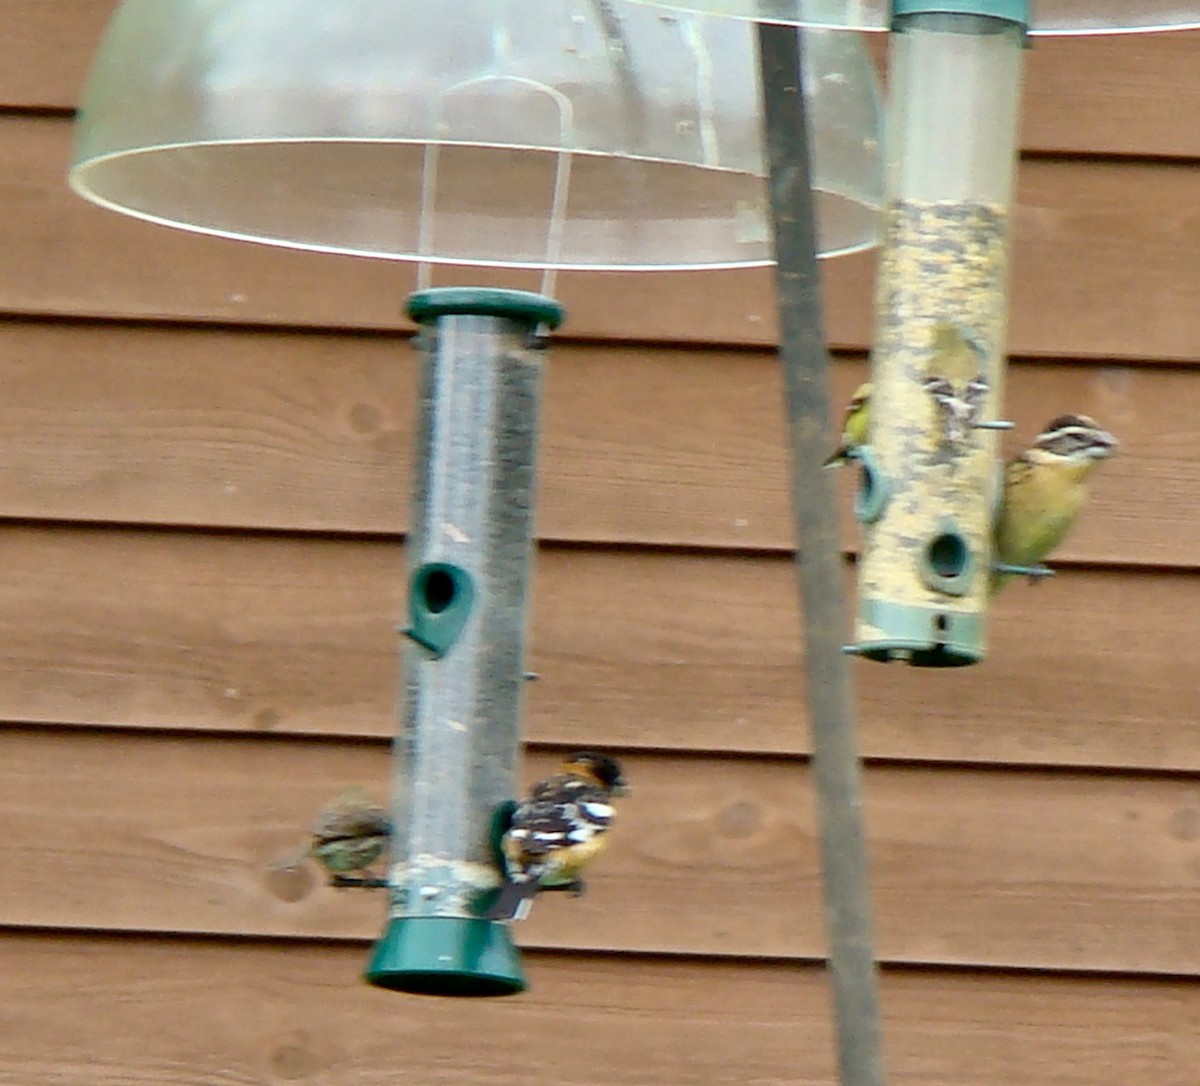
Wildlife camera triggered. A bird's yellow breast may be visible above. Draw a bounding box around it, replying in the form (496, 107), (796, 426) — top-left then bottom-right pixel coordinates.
(506, 834), (610, 886)
(995, 458), (1092, 565)
(844, 403), (870, 449)
(547, 835), (609, 883)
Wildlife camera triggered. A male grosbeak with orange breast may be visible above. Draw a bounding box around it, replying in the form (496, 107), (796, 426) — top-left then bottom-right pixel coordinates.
(487, 752), (628, 922)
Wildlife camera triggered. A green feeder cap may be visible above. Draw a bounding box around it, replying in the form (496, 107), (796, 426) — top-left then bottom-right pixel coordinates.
(365, 916), (526, 997)
(407, 287), (565, 330)
(891, 0), (1029, 25)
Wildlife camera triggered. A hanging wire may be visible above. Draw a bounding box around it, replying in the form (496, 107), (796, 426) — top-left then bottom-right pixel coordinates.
(418, 73), (574, 298)
(681, 17), (720, 166)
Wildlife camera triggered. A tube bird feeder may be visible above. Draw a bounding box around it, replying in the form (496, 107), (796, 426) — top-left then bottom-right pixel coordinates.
(850, 2), (1026, 666)
(623, 4), (1200, 672)
(364, 288), (561, 996)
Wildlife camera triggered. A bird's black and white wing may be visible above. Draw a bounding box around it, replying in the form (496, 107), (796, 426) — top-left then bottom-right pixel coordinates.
(507, 775), (615, 859)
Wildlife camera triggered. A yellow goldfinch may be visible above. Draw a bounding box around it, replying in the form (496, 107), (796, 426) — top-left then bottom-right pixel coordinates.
(823, 382), (872, 467)
(310, 787), (391, 884)
(486, 752), (628, 922)
(991, 414), (1118, 594)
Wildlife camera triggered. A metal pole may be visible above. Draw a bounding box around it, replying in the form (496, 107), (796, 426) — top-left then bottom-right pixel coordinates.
(755, 22), (886, 1086)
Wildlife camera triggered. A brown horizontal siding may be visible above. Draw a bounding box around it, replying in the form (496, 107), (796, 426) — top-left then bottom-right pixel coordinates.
(0, 726), (1196, 974)
(1, 114), (1199, 358)
(1, 524), (1196, 772)
(6, 0), (1200, 160)
(0, 931), (1195, 1086)
(1, 7), (1197, 1074)
(0, 321), (1187, 567)
(4, 931), (1197, 1086)
(0, 1), (113, 111)
(1022, 30), (1200, 158)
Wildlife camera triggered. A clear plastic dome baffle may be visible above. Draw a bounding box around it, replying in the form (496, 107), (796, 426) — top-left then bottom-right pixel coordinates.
(69, 0), (885, 270)
(617, 0), (1200, 33)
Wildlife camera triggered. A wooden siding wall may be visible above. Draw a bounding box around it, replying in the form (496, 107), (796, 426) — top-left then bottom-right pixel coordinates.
(1, 3), (1198, 1083)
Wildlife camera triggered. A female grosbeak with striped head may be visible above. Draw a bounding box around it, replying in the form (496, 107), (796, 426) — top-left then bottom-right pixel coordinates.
(992, 414), (1118, 593)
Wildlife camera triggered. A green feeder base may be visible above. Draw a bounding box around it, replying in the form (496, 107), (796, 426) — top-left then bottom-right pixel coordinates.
(850, 599), (983, 668)
(364, 916), (526, 997)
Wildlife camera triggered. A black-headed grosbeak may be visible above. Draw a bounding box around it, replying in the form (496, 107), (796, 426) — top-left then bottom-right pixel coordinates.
(823, 382), (872, 467)
(992, 413), (1118, 594)
(486, 751), (628, 922)
(310, 787), (392, 883)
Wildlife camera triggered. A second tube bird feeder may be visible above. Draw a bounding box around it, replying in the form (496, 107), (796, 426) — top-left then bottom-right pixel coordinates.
(850, 2), (1026, 666)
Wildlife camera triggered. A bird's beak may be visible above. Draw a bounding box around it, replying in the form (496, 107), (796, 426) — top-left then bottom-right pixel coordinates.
(613, 778), (631, 798)
(1094, 430), (1119, 456)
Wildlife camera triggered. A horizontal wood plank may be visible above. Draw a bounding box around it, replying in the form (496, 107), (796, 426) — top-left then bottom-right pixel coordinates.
(0, 1), (112, 111)
(1020, 30), (1200, 158)
(3, 114), (1200, 358)
(1, 931), (1197, 1086)
(0, 320), (1189, 567)
(7, 0), (1200, 159)
(1, 728), (1198, 974)
(2, 525), (1198, 772)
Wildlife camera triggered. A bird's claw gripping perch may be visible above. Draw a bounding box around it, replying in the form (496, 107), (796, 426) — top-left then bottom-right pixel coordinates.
(330, 874), (389, 889)
(540, 877), (587, 897)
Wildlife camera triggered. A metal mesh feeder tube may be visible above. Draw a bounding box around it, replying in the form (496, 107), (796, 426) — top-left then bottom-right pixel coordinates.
(365, 288), (561, 997)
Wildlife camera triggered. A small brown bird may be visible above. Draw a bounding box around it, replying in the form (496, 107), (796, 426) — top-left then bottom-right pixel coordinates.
(310, 788), (392, 883)
(991, 414), (1118, 594)
(487, 752), (628, 922)
(824, 382), (872, 467)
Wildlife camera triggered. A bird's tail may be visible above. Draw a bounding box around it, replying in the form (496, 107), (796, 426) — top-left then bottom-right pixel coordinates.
(485, 877), (541, 922)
